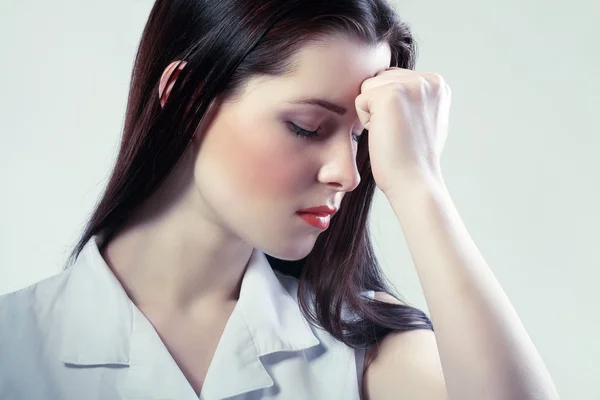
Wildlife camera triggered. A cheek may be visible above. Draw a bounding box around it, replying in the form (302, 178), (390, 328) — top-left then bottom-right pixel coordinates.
(196, 117), (308, 206)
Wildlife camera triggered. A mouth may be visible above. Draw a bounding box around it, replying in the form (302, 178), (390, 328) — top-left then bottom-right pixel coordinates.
(296, 211), (331, 230)
(296, 205), (338, 215)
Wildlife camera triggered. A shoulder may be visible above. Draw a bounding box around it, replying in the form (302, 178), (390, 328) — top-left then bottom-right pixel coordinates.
(363, 292), (448, 400)
(0, 269), (70, 307)
(0, 270), (77, 394)
(0, 270), (71, 338)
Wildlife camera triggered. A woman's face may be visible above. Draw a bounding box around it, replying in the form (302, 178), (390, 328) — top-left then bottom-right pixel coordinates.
(192, 36), (391, 260)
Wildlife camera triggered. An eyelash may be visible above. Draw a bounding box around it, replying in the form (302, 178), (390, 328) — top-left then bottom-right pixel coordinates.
(287, 122), (362, 143)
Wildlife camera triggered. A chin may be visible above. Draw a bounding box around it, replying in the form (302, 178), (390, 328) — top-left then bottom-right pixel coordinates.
(261, 238), (316, 261)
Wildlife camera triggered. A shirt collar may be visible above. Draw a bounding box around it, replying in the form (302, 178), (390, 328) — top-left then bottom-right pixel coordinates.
(57, 233), (320, 398)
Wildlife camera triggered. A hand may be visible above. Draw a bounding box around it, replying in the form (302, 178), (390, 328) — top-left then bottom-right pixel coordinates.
(355, 68), (451, 198)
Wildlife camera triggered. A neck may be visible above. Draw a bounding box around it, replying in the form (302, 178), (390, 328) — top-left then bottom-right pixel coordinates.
(99, 205), (254, 314)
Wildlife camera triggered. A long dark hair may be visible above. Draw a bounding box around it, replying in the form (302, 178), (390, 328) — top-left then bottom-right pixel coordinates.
(65, 0), (433, 352)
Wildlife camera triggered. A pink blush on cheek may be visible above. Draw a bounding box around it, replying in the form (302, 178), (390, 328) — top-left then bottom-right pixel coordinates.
(201, 107), (309, 205)
(234, 144), (305, 200)
(206, 125), (304, 203)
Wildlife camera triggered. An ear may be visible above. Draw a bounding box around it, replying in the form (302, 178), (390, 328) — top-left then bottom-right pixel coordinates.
(159, 60), (188, 108)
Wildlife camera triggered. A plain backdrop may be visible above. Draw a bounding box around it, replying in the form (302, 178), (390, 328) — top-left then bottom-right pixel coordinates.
(1, 1), (598, 399)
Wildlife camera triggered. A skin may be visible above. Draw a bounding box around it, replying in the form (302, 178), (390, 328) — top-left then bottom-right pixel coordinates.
(99, 32), (560, 400)
(100, 35), (394, 394)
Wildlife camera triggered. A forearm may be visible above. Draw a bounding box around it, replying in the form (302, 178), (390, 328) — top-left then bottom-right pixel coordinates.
(388, 181), (560, 400)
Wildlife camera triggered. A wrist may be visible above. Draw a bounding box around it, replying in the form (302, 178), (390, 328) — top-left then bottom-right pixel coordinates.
(382, 171), (448, 204)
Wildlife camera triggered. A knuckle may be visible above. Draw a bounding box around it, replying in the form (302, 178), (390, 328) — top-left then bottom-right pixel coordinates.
(424, 72), (446, 90)
(387, 83), (407, 102)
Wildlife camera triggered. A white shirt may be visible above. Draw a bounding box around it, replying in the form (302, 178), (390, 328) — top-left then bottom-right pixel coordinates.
(0, 235), (374, 400)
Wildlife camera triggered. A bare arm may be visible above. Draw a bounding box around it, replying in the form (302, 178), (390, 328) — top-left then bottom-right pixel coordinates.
(364, 181), (560, 400)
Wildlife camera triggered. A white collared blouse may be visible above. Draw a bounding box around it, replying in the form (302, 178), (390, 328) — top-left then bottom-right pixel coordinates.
(0, 235), (375, 400)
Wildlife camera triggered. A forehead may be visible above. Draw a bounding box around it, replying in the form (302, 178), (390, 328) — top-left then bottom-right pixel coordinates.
(284, 36), (391, 99)
(236, 36), (391, 106)
(288, 36), (392, 84)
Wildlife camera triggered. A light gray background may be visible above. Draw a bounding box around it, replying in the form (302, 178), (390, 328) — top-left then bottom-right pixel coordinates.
(1, 1), (598, 399)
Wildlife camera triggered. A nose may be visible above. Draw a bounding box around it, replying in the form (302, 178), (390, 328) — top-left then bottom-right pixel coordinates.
(317, 134), (361, 192)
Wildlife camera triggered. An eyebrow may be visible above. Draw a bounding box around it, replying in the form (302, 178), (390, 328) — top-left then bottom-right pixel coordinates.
(287, 98), (347, 116)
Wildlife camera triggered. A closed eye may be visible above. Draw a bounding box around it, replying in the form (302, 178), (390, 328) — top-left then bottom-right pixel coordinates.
(287, 122), (320, 140)
(287, 122), (362, 143)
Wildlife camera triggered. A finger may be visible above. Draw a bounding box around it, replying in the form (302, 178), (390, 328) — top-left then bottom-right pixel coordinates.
(355, 92), (372, 131)
(420, 72), (445, 87)
(355, 83), (402, 130)
(360, 69), (423, 94)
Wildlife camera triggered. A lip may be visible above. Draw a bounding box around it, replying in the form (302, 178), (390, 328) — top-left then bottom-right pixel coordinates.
(296, 212), (331, 230)
(295, 205), (337, 230)
(296, 205), (338, 215)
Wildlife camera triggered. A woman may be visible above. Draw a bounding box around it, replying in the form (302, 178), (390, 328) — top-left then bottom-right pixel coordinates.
(0, 0), (560, 399)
